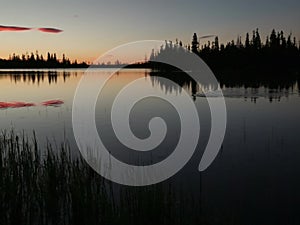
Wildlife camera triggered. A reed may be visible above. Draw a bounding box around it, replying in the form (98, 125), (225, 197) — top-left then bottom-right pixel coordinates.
(0, 130), (205, 225)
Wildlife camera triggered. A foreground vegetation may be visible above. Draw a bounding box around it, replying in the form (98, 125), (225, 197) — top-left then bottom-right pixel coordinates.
(0, 130), (205, 225)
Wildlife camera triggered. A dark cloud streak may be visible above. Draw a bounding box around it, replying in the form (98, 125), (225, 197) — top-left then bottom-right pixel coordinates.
(199, 35), (216, 39)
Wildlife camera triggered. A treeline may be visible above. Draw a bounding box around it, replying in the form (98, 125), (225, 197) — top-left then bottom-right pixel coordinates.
(149, 29), (300, 76)
(0, 52), (88, 68)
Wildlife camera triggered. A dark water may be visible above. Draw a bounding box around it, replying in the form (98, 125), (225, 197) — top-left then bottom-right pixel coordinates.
(0, 69), (300, 225)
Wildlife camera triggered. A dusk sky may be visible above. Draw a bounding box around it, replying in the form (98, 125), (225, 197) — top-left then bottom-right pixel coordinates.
(1, 0), (299, 62)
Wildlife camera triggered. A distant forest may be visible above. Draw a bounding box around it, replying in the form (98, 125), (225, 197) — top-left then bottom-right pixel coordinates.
(0, 52), (88, 69)
(147, 29), (300, 74)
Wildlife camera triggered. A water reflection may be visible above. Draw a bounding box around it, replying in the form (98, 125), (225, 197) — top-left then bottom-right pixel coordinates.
(0, 70), (76, 85)
(150, 70), (300, 102)
(0, 69), (299, 102)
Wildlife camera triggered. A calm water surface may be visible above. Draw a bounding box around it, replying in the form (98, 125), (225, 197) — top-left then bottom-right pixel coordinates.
(0, 69), (300, 224)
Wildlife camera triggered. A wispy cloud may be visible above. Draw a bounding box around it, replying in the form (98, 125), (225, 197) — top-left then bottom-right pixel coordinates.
(0, 25), (63, 33)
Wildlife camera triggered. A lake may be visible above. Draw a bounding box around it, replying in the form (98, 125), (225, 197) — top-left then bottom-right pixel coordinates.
(0, 68), (300, 225)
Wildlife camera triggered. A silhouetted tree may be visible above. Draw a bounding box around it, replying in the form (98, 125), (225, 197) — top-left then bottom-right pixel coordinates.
(191, 33), (199, 54)
(214, 36), (219, 51)
(255, 28), (261, 49)
(265, 36), (270, 47)
(245, 33), (250, 48)
(270, 29), (278, 48)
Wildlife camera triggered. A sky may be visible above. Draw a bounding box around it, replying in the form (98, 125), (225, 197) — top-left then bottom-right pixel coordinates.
(1, 0), (299, 62)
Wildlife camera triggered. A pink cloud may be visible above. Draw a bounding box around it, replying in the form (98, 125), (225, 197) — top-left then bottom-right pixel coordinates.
(0, 25), (32, 32)
(0, 25), (63, 33)
(37, 27), (63, 33)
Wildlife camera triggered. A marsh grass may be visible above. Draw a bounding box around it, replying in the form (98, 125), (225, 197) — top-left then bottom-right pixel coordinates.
(0, 130), (205, 225)
(0, 130), (117, 225)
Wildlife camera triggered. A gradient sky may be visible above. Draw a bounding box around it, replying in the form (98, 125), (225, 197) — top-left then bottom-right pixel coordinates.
(1, 0), (299, 62)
